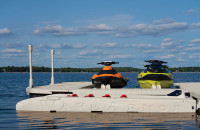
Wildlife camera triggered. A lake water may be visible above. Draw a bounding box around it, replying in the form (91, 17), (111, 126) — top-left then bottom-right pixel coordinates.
(1, 72), (200, 129)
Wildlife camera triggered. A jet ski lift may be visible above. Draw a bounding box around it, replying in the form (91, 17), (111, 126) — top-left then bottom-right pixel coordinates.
(16, 45), (200, 113)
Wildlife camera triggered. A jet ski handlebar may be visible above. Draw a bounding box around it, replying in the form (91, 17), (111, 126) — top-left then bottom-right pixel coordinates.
(97, 61), (119, 66)
(145, 60), (167, 64)
(144, 64), (168, 68)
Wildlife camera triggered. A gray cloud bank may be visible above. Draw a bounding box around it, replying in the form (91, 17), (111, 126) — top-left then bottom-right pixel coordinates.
(33, 18), (200, 38)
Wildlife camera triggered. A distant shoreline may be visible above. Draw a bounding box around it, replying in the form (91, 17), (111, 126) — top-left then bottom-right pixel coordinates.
(1, 72), (200, 73)
(0, 71), (141, 73)
(1, 66), (200, 73)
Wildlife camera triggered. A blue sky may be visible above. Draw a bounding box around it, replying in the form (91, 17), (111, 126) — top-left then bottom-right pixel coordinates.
(0, 0), (200, 68)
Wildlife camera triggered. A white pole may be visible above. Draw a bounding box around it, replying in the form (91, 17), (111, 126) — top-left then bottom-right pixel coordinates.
(51, 50), (55, 85)
(28, 45), (33, 88)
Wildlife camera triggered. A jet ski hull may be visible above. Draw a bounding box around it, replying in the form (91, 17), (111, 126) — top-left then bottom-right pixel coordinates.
(92, 61), (128, 89)
(138, 79), (173, 88)
(137, 72), (174, 89)
(92, 76), (127, 88)
(138, 60), (174, 89)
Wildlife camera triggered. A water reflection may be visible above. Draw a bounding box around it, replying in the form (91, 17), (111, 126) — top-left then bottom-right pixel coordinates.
(17, 111), (200, 129)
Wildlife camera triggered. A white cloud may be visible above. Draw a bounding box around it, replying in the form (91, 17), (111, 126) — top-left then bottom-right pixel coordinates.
(86, 24), (115, 31)
(159, 38), (187, 54)
(156, 54), (174, 59)
(1, 49), (22, 53)
(34, 25), (62, 34)
(161, 38), (178, 48)
(185, 8), (200, 15)
(34, 25), (85, 36)
(95, 43), (153, 50)
(153, 18), (175, 24)
(95, 31), (114, 35)
(144, 50), (161, 53)
(167, 47), (183, 53)
(185, 9), (196, 15)
(176, 58), (187, 61)
(35, 43), (86, 50)
(79, 50), (100, 56)
(94, 43), (117, 48)
(33, 19), (200, 38)
(0, 42), (23, 48)
(122, 43), (152, 49)
(72, 44), (86, 49)
(76, 14), (133, 26)
(34, 24), (116, 36)
(4, 53), (26, 57)
(108, 54), (130, 59)
(189, 44), (195, 46)
(162, 38), (172, 42)
(104, 43), (117, 47)
(190, 23), (200, 28)
(184, 47), (200, 52)
(188, 53), (200, 59)
(52, 43), (86, 49)
(116, 19), (188, 37)
(0, 28), (12, 36)
(190, 38), (200, 43)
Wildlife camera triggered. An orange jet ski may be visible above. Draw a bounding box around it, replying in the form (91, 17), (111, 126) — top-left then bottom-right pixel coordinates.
(92, 61), (128, 88)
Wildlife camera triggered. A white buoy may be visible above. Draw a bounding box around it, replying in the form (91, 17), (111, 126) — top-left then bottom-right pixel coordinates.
(51, 50), (55, 85)
(28, 45), (33, 88)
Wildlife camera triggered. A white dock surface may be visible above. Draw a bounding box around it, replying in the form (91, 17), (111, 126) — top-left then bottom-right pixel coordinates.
(26, 82), (92, 94)
(175, 82), (200, 99)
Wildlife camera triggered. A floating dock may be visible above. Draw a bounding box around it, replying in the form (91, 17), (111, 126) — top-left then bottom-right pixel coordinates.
(16, 81), (200, 113)
(15, 45), (200, 113)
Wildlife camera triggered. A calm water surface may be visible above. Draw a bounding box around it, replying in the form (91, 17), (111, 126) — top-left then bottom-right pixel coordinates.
(0, 72), (200, 129)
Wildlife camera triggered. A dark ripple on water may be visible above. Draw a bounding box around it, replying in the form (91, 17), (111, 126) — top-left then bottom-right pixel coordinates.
(1, 72), (200, 129)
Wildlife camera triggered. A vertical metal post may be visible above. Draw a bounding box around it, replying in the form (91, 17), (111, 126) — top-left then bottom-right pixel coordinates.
(51, 50), (55, 85)
(28, 45), (33, 88)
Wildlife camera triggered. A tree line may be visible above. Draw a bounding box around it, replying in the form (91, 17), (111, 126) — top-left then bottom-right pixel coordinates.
(0, 66), (141, 72)
(1, 66), (200, 72)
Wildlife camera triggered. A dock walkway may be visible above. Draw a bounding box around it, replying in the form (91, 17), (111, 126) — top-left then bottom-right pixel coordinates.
(26, 82), (92, 97)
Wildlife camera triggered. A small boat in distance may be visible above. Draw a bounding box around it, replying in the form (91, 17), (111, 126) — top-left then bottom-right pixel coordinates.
(137, 60), (174, 89)
(92, 61), (128, 88)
